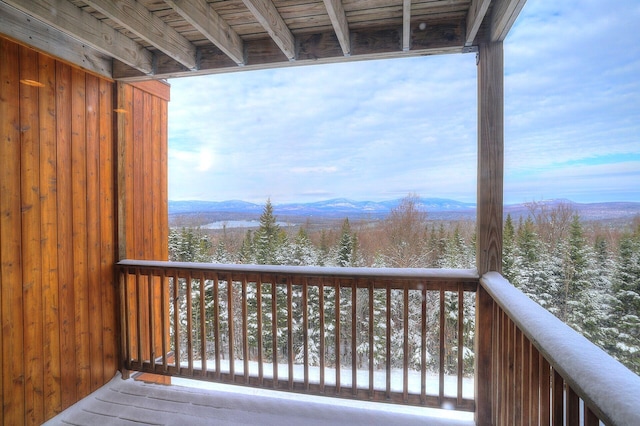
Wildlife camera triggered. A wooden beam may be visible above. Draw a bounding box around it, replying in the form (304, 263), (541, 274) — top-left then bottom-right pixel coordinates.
(465, 0), (492, 46)
(476, 41), (503, 275)
(165, 0), (244, 66)
(2, 0), (154, 75)
(241, 0), (296, 60)
(113, 18), (465, 81)
(322, 0), (350, 56)
(0, 3), (112, 78)
(402, 0), (411, 51)
(490, 0), (527, 42)
(82, 0), (197, 70)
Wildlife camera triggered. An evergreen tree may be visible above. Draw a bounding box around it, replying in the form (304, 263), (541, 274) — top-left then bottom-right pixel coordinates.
(239, 230), (255, 263)
(610, 231), (640, 371)
(557, 216), (604, 345)
(169, 227), (213, 262)
(254, 199), (282, 265)
(502, 214), (517, 283)
(335, 218), (359, 267)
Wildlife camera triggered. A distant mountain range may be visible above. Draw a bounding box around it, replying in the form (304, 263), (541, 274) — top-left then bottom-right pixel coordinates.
(169, 198), (640, 222)
(169, 198), (475, 216)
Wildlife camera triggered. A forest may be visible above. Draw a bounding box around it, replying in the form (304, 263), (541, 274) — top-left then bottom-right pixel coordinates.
(169, 196), (640, 376)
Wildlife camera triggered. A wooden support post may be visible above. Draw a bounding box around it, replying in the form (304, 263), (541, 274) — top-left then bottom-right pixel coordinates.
(475, 40), (504, 426)
(477, 41), (504, 276)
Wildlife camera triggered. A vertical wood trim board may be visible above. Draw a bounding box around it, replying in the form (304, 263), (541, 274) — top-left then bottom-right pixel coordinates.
(0, 36), (120, 425)
(116, 79), (170, 366)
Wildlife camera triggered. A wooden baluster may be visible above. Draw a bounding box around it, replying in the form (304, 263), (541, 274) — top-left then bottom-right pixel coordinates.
(319, 281), (325, 393)
(228, 277), (235, 380)
(515, 327), (523, 425)
(501, 310), (509, 426)
(213, 276), (220, 380)
(161, 271), (168, 373)
(200, 273), (207, 376)
(457, 286), (464, 408)
(368, 280), (374, 399)
(507, 316), (515, 425)
(172, 273), (180, 372)
(257, 276), (263, 385)
(522, 334), (531, 426)
(566, 385), (579, 426)
(584, 405), (600, 426)
(287, 277), (294, 389)
(351, 281), (357, 396)
(529, 344), (540, 426)
(271, 279), (278, 388)
(303, 278), (309, 391)
(242, 276), (249, 383)
(552, 369), (563, 426)
(135, 269), (143, 365)
(186, 275), (193, 376)
(439, 288), (445, 405)
(386, 285), (392, 400)
(540, 356), (551, 426)
(148, 274), (155, 369)
(335, 279), (341, 394)
(403, 285), (409, 403)
(121, 270), (131, 369)
(421, 286), (427, 405)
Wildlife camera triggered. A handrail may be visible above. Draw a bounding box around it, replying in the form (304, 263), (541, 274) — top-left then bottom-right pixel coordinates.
(117, 260), (479, 412)
(481, 272), (640, 426)
(117, 259), (479, 281)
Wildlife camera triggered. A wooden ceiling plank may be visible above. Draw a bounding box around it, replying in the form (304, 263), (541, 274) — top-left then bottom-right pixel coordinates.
(114, 21), (465, 81)
(164, 0), (245, 66)
(322, 0), (350, 56)
(82, 0), (197, 70)
(402, 0), (411, 51)
(3, 0), (153, 74)
(465, 0), (492, 46)
(490, 0), (527, 42)
(0, 2), (112, 78)
(241, 0), (296, 60)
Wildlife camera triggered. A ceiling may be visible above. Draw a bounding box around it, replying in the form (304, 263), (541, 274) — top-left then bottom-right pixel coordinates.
(0, 0), (526, 81)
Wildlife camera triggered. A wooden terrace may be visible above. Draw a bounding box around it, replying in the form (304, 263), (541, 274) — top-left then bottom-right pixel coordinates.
(1, 0), (640, 425)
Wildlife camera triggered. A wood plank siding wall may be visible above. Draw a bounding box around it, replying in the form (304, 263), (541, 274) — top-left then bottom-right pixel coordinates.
(116, 79), (170, 375)
(0, 36), (170, 425)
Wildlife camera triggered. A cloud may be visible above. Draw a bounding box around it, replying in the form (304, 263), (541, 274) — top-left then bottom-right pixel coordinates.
(168, 0), (640, 204)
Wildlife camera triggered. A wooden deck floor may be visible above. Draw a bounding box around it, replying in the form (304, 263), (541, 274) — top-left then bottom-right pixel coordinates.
(43, 373), (475, 425)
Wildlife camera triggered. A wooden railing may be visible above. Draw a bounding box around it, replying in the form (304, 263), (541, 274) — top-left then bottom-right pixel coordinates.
(117, 260), (478, 412)
(480, 272), (640, 426)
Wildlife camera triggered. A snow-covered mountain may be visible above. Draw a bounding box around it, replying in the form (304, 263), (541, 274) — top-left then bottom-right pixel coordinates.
(169, 197), (476, 217)
(169, 198), (640, 222)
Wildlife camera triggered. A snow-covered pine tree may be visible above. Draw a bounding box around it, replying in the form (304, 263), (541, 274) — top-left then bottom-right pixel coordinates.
(610, 229), (640, 372)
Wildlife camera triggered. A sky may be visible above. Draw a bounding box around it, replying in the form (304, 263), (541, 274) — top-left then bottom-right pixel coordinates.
(168, 0), (640, 205)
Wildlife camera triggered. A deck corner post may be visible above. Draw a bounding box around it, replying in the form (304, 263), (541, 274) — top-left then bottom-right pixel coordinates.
(475, 38), (503, 425)
(476, 40), (504, 277)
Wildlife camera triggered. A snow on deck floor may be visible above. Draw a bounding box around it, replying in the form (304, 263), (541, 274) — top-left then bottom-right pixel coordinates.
(43, 373), (475, 426)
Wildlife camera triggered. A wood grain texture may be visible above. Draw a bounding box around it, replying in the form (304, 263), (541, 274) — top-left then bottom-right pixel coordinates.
(4, 0), (153, 74)
(39, 52), (62, 420)
(242, 0), (297, 60)
(474, 284), (493, 425)
(1, 37), (25, 426)
(20, 45), (45, 426)
(83, 0), (197, 70)
(477, 41), (503, 275)
(0, 37), (120, 424)
(165, 0), (245, 65)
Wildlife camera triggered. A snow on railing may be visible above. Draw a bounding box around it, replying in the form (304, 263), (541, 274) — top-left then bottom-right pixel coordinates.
(117, 260), (478, 412)
(481, 272), (640, 426)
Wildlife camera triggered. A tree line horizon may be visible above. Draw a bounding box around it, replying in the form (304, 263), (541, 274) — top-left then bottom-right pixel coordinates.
(169, 195), (640, 375)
